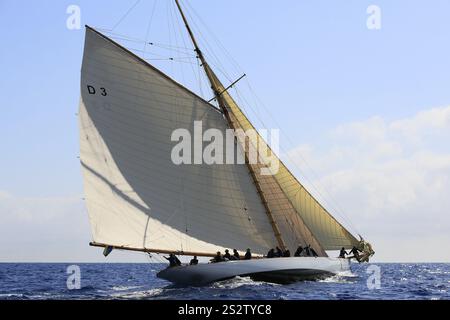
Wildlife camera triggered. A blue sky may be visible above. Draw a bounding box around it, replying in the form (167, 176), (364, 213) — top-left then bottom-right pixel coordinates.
(1, 0), (450, 262)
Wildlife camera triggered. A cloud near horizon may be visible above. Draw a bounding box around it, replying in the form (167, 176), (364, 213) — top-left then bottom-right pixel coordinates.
(285, 106), (450, 262)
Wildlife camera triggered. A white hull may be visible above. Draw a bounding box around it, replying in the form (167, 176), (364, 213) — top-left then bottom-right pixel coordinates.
(157, 257), (350, 286)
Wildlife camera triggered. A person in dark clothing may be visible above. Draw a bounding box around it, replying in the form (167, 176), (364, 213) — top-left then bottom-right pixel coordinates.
(309, 245), (318, 257)
(304, 245), (311, 257)
(233, 249), (240, 260)
(210, 251), (224, 263)
(275, 247), (283, 257)
(305, 246), (310, 256)
(190, 255), (199, 265)
(223, 249), (232, 261)
(294, 245), (304, 257)
(164, 253), (181, 267)
(283, 249), (291, 257)
(244, 248), (252, 260)
(349, 246), (361, 261)
(339, 247), (348, 259)
(267, 248), (275, 258)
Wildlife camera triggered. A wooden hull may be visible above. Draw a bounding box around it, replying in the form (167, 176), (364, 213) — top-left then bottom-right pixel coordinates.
(157, 257), (350, 286)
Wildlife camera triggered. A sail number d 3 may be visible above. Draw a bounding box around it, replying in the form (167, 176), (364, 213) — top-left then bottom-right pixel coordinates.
(87, 85), (108, 96)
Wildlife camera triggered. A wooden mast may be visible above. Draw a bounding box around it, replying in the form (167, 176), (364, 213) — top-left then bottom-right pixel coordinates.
(174, 0), (287, 251)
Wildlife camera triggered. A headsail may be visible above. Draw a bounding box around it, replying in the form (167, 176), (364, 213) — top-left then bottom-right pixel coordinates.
(205, 66), (359, 251)
(79, 26), (279, 256)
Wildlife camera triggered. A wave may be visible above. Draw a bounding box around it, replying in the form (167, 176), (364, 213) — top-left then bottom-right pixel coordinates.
(213, 276), (280, 289)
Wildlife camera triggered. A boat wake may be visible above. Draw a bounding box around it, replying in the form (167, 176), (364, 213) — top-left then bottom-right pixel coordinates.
(213, 276), (280, 289)
(318, 270), (358, 284)
(110, 288), (164, 299)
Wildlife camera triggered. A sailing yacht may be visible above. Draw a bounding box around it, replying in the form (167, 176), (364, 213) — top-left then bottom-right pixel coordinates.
(79, 0), (374, 286)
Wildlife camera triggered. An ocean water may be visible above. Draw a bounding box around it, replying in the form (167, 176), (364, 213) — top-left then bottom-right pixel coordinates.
(0, 263), (448, 300)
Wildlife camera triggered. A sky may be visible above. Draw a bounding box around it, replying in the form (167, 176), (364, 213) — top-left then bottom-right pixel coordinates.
(1, 0), (449, 263)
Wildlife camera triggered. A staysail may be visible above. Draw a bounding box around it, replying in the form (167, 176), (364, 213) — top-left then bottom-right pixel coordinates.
(205, 66), (359, 251)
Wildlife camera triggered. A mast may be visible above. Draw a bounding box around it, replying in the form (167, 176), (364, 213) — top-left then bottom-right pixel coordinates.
(174, 0), (286, 251)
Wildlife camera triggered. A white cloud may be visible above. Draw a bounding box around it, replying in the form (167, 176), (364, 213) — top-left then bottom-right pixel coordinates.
(285, 106), (450, 262)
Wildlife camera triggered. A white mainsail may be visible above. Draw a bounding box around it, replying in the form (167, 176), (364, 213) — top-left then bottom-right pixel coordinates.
(79, 27), (278, 255)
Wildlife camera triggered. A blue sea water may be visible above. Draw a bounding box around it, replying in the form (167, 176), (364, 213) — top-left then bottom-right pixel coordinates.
(0, 263), (448, 300)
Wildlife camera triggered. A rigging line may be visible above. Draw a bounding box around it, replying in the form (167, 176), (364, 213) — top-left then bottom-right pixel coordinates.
(184, 0), (243, 76)
(170, 0), (187, 87)
(125, 48), (196, 61)
(150, 42), (194, 51)
(111, 0), (142, 31)
(181, 2), (234, 83)
(172, 0), (205, 100)
(208, 74), (247, 103)
(170, 0), (190, 253)
(234, 86), (355, 236)
(166, 0), (175, 81)
(95, 28), (139, 38)
(142, 0), (158, 58)
(233, 84), (359, 236)
(107, 35), (147, 44)
(149, 43), (197, 56)
(169, 1), (188, 252)
(243, 82), (360, 235)
(98, 29), (197, 53)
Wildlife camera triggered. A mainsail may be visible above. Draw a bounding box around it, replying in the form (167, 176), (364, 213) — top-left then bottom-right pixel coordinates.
(79, 3), (360, 258)
(79, 27), (278, 256)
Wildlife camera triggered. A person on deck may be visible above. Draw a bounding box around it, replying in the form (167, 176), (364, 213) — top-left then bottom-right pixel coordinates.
(348, 246), (361, 262)
(210, 251), (224, 263)
(164, 253), (181, 268)
(267, 248), (275, 258)
(223, 249), (232, 261)
(309, 245), (318, 257)
(304, 245), (311, 257)
(294, 245), (304, 257)
(233, 249), (240, 260)
(283, 249), (291, 257)
(339, 247), (348, 259)
(190, 256), (199, 265)
(244, 248), (252, 260)
(275, 247), (283, 258)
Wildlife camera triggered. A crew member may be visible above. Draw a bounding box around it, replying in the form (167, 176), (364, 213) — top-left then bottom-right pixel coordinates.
(223, 249), (232, 261)
(210, 251), (224, 263)
(244, 248), (252, 260)
(164, 253), (181, 267)
(339, 247), (348, 259)
(294, 245), (304, 257)
(190, 255), (199, 265)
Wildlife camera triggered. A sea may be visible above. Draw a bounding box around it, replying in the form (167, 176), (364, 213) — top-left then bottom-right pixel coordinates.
(0, 263), (448, 300)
